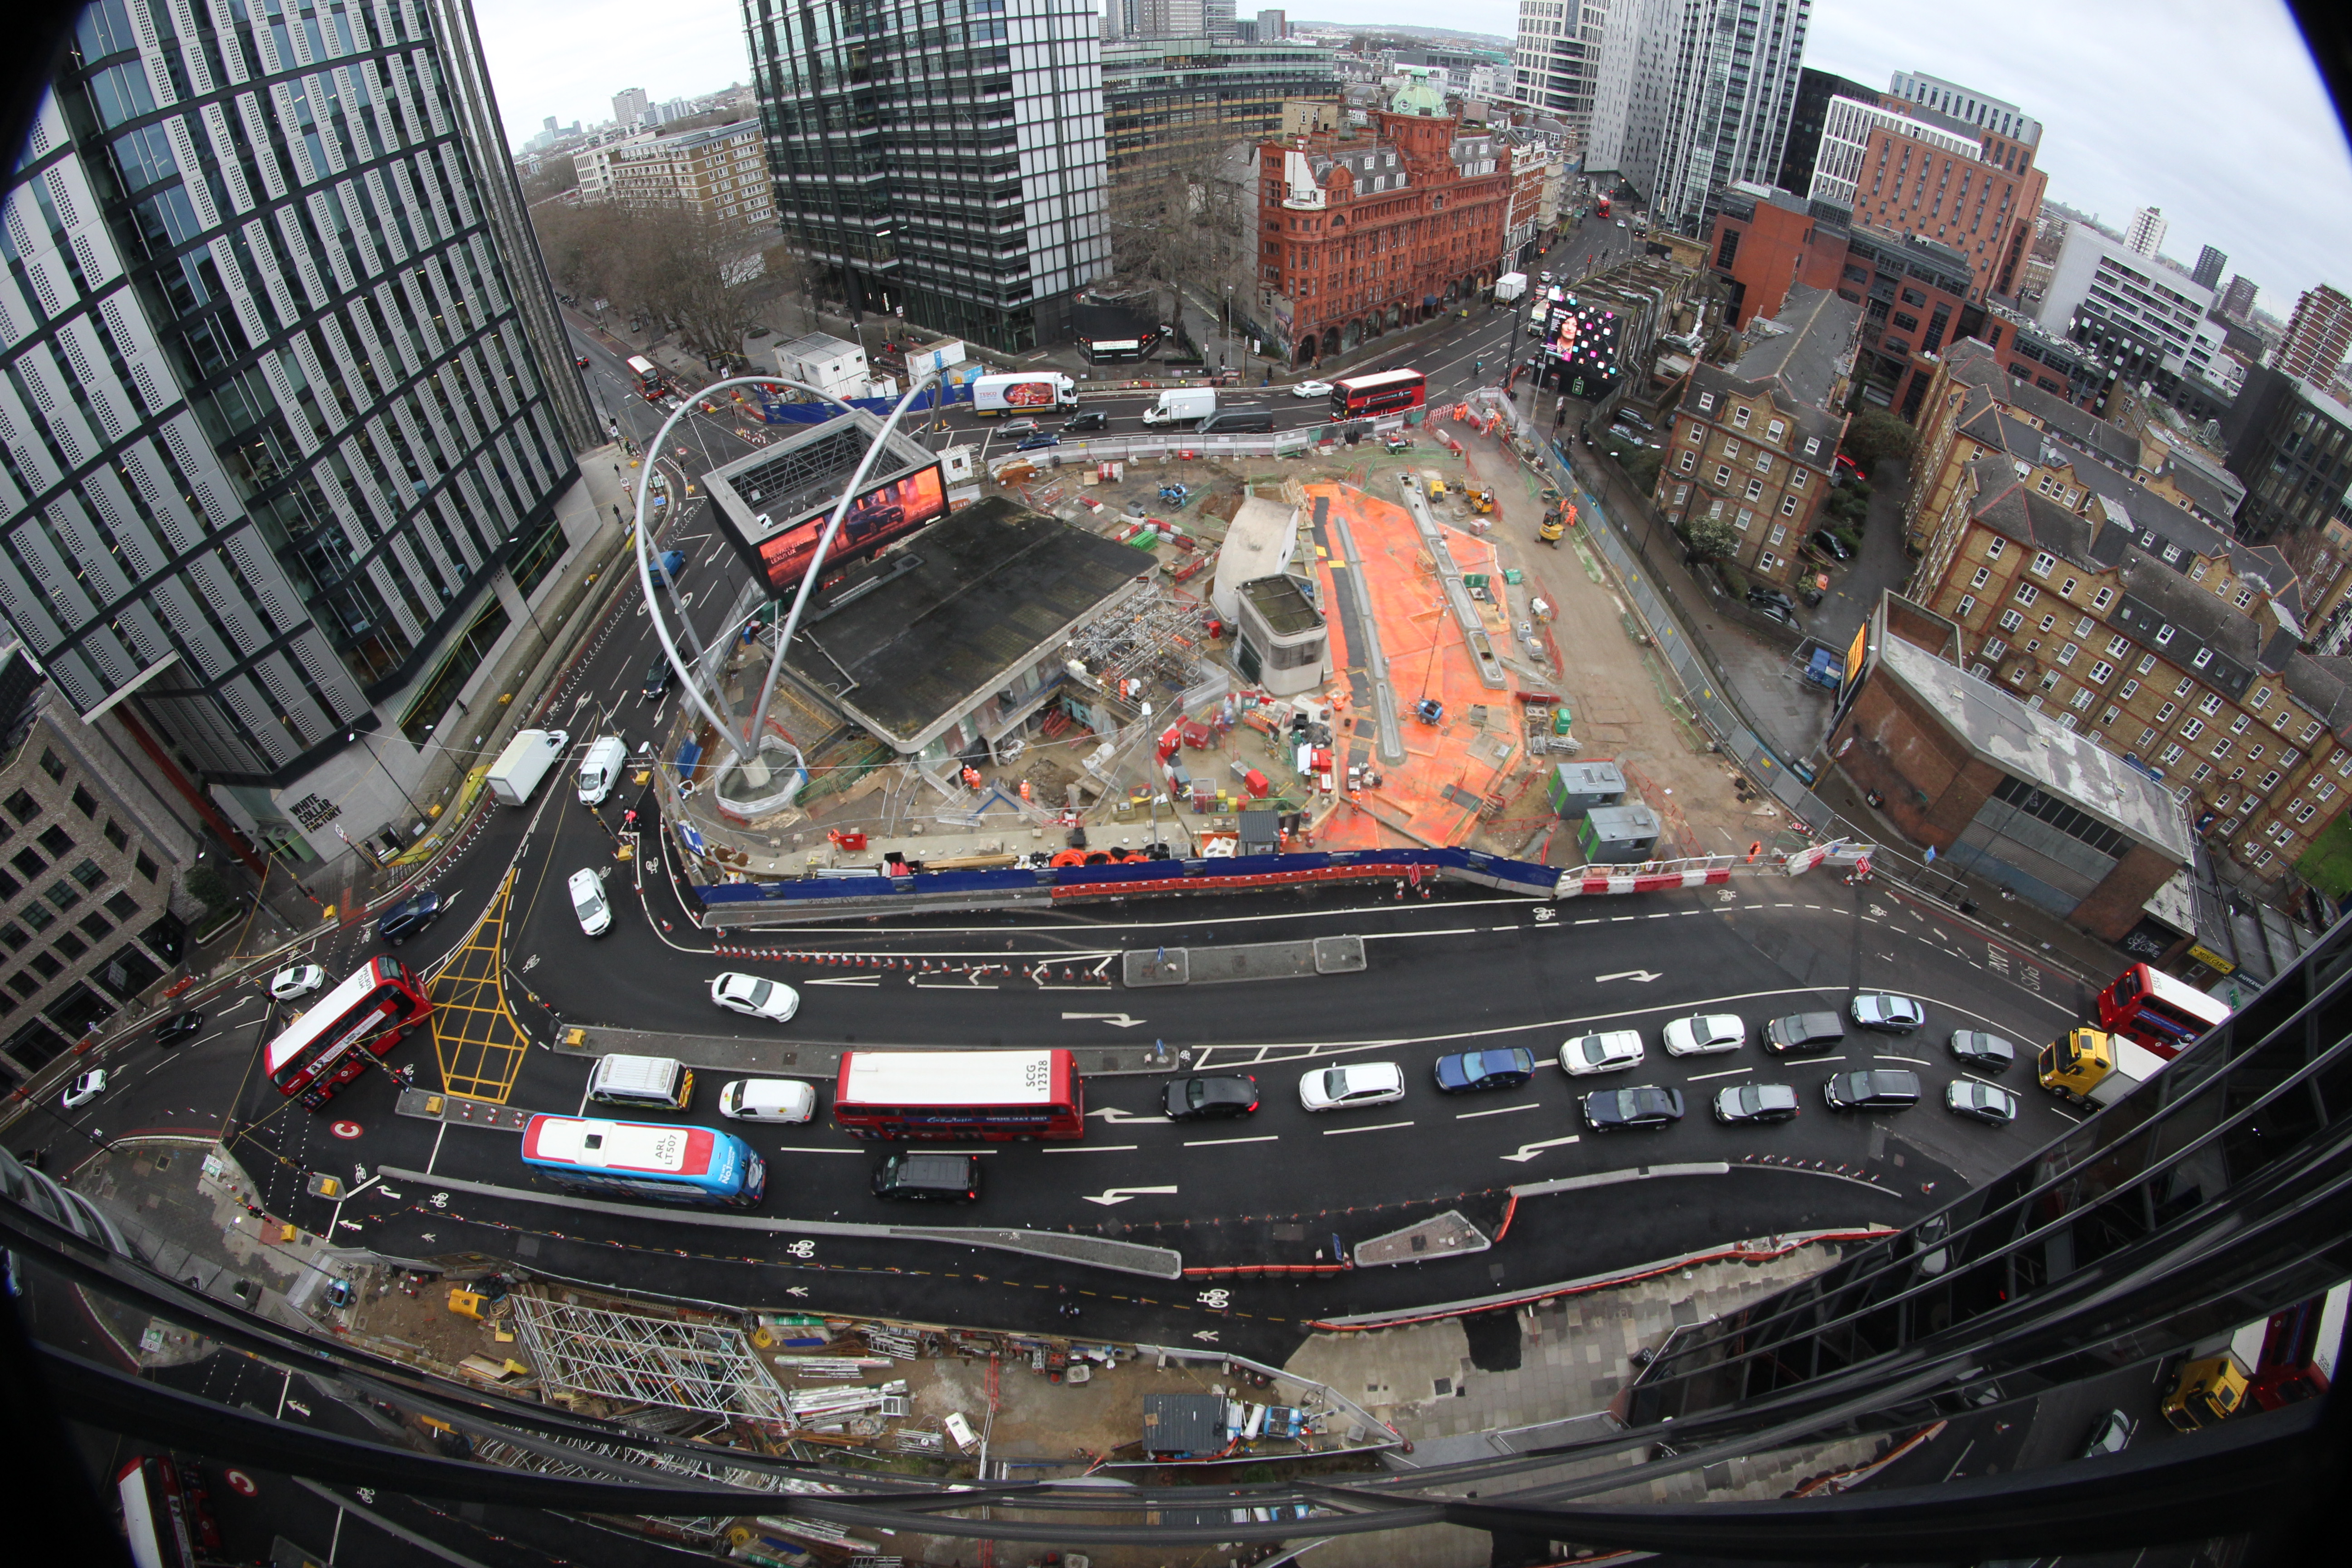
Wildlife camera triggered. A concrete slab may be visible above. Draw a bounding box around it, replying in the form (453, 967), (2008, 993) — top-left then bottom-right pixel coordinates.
(1352, 1210), (1492, 1268)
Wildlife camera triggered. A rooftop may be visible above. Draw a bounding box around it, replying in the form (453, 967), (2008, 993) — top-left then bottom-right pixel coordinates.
(1873, 634), (2194, 862)
(781, 497), (1150, 753)
(1731, 284), (1860, 412)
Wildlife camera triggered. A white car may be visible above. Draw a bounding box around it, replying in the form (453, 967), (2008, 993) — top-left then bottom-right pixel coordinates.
(268, 964), (326, 1002)
(1298, 1061), (1405, 1112)
(1291, 380), (1334, 398)
(1663, 1014), (1745, 1058)
(62, 1068), (107, 1110)
(568, 868), (612, 937)
(711, 971), (799, 1022)
(720, 1078), (818, 1122)
(1561, 1029), (1646, 1076)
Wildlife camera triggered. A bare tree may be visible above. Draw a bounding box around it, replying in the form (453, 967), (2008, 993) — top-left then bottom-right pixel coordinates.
(1106, 135), (1247, 341)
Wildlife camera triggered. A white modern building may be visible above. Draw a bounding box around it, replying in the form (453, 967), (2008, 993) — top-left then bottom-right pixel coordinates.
(1507, 0), (1608, 145)
(611, 86), (651, 127)
(2125, 205), (2169, 259)
(1886, 70), (2041, 146)
(2041, 222), (2234, 390)
(1807, 94), (1980, 210)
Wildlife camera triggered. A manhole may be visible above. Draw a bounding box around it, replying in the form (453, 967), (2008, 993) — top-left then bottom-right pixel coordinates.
(152, 1153), (172, 1171)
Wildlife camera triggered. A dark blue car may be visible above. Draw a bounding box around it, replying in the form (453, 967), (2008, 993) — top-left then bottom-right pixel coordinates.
(376, 891), (443, 947)
(1015, 430), (1062, 451)
(1433, 1047), (1537, 1094)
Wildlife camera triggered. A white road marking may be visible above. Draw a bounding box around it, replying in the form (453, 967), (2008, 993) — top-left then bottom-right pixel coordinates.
(1875, 1054), (1931, 1065)
(1085, 1107), (1159, 1122)
(1185, 1133), (1278, 1147)
(807, 975), (881, 987)
(1455, 1102), (1538, 1120)
(1062, 1012), (1148, 1028)
(1079, 1185), (1179, 1206)
(765, 1146), (862, 1154)
(1322, 1120), (1413, 1136)
(1500, 1134), (1583, 1162)
(1685, 1066), (1752, 1082)
(1042, 1143), (1138, 1153)
(1594, 970), (1662, 983)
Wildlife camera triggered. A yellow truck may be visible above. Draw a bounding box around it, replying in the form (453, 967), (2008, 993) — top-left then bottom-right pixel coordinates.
(2038, 1027), (2168, 1109)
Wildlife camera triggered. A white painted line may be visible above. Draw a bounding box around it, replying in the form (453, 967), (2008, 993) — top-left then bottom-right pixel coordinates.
(1322, 1120), (1413, 1136)
(1455, 1102), (1539, 1120)
(765, 1146), (863, 1154)
(1685, 1066), (1752, 1082)
(1185, 1133), (1279, 1147)
(1876, 1054), (1931, 1065)
(1042, 1143), (1138, 1153)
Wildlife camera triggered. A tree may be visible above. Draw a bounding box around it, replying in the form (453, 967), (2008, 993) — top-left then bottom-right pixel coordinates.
(1105, 135), (1246, 339)
(184, 864), (234, 913)
(1840, 409), (1916, 472)
(1679, 513), (1740, 562)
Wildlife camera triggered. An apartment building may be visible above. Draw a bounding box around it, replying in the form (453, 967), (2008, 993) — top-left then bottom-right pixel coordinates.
(1775, 67), (1878, 196)
(0, 0), (597, 877)
(606, 120), (774, 226)
(1507, 0), (1604, 145)
(1653, 284), (1856, 588)
(2274, 284), (2352, 386)
(2038, 222), (2239, 421)
(1842, 103), (2044, 302)
(571, 128), (656, 204)
(1907, 342), (2352, 890)
(1258, 103), (1512, 365)
(1499, 127), (1559, 268)
(2221, 365), (2352, 546)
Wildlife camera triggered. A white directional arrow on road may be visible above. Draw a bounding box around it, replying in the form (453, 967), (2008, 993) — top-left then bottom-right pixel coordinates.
(1062, 1011), (1148, 1028)
(1086, 1107), (1159, 1123)
(1593, 969), (1663, 984)
(1500, 1134), (1583, 1163)
(1080, 1185), (1181, 1207)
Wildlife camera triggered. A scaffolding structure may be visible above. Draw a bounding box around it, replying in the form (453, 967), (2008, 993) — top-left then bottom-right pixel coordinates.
(509, 1291), (793, 1426)
(1067, 578), (1212, 699)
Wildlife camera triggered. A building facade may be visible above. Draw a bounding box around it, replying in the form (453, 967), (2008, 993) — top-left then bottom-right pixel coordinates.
(2220, 274), (2260, 323)
(1774, 66), (1877, 196)
(2123, 204), (2167, 258)
(611, 86), (649, 127)
(2221, 365), (2352, 546)
(2192, 245), (2227, 291)
(1807, 93), (1977, 212)
(1885, 70), (2041, 144)
(1906, 340), (2352, 892)
(2274, 284), (2352, 386)
(2038, 222), (2239, 417)
(1595, 0), (1809, 238)
(605, 119), (774, 226)
(1506, 0), (1605, 146)
(1653, 284), (1855, 588)
(570, 127), (655, 204)
(1101, 34), (1338, 176)
(746, 0), (1110, 353)
(0, 0), (595, 874)
(1257, 104), (1513, 365)
(1843, 108), (2044, 301)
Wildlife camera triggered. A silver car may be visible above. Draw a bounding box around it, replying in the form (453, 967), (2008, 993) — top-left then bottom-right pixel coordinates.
(1298, 1062), (1405, 1112)
(1945, 1079), (2019, 1125)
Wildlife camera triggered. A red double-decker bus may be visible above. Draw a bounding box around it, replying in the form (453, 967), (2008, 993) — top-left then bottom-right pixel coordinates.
(262, 956), (431, 1107)
(2095, 962), (2230, 1056)
(1595, 195), (1611, 219)
(833, 1049), (1084, 1141)
(1328, 368), (1427, 420)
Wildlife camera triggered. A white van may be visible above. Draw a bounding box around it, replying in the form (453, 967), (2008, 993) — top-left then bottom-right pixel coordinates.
(568, 868), (611, 936)
(576, 735), (629, 805)
(719, 1078), (817, 1123)
(586, 1054), (692, 1111)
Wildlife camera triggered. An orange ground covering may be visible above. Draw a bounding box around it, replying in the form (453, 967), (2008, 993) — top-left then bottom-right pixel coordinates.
(1304, 482), (1530, 851)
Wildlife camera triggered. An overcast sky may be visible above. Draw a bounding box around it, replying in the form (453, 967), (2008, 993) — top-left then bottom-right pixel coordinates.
(476, 0), (2351, 314)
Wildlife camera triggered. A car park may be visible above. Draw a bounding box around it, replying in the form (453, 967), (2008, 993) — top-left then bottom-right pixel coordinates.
(1949, 1030), (2015, 1071)
(1015, 430), (1061, 451)
(1946, 1079), (2020, 1125)
(1560, 1029), (1645, 1076)
(872, 1151), (980, 1202)
(153, 1010), (205, 1046)
(1298, 1062), (1406, 1112)
(1164, 1075), (1260, 1120)
(642, 657), (674, 702)
(1434, 1047), (1537, 1093)
(1807, 530), (1853, 561)
(268, 964), (326, 1002)
(1582, 1084), (1684, 1132)
(376, 892), (442, 947)
(719, 1078), (818, 1123)
(1291, 380), (1335, 398)
(1850, 993), (1925, 1033)
(2080, 1409), (2135, 1458)
(1746, 586), (1798, 613)
(568, 869), (612, 936)
(62, 1069), (107, 1110)
(710, 972), (799, 1022)
(1824, 1068), (1922, 1111)
(1062, 409), (1109, 432)
(1663, 1014), (1744, 1057)
(1712, 1082), (1800, 1125)
(1764, 1012), (1845, 1055)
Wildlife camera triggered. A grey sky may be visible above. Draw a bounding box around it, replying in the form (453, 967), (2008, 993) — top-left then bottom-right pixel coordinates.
(477, 0), (2351, 314)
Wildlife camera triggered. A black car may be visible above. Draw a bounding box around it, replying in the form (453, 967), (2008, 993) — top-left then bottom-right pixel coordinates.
(1823, 1068), (1922, 1112)
(1807, 529), (1853, 561)
(1764, 1012), (1845, 1055)
(1063, 409), (1109, 433)
(1163, 1075), (1259, 1121)
(1751, 600), (1799, 629)
(1712, 1082), (1800, 1124)
(1612, 408), (1655, 433)
(1433, 1047), (1537, 1094)
(377, 891), (443, 947)
(642, 657), (674, 703)
(1746, 586), (1798, 613)
(1582, 1084), (1684, 1132)
(152, 1011), (204, 1047)
(1948, 1030), (2015, 1071)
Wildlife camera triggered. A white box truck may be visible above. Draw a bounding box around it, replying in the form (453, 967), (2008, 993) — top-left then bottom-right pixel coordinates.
(1494, 272), (1527, 303)
(485, 729), (571, 808)
(1141, 387), (1218, 426)
(972, 372), (1076, 415)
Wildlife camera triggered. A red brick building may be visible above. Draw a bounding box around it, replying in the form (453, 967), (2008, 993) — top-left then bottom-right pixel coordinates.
(1851, 118), (2045, 302)
(1259, 106), (1513, 366)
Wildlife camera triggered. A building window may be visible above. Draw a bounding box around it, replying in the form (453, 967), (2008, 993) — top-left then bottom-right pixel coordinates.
(2260, 769), (2283, 790)
(1998, 609), (2024, 632)
(2099, 706), (2120, 727)
(1986, 538), (2006, 560)
(2070, 687), (2095, 710)
(1758, 551), (1779, 572)
(11, 848), (45, 880)
(1677, 450), (1695, 473)
(2156, 624), (2176, 645)
(2236, 588), (2255, 608)
(2192, 649), (2214, 669)
(1956, 595), (1977, 618)
(2136, 728), (2159, 749)
(135, 852), (158, 882)
(2156, 702), (2178, 724)
(1971, 567), (1991, 588)
(1779, 495), (1798, 516)
(44, 882), (79, 913)
(1791, 467), (1809, 489)
(2014, 583), (2038, 606)
(2294, 800), (2318, 823)
(1753, 452), (1773, 475)
(2160, 743), (2185, 764)
(2039, 614), (2057, 633)
(1733, 405), (1751, 429)
(105, 891), (140, 921)
(2231, 713), (2251, 734)
(2251, 686), (2273, 710)
(53, 932), (87, 962)
(28, 953), (61, 981)
(2087, 661), (2113, 684)
(2302, 721), (2324, 744)
(2057, 642), (2078, 665)
(70, 785), (97, 817)
(69, 859), (104, 892)
(2092, 587), (2114, 609)
(1769, 524), (1787, 546)
(2197, 692), (2223, 715)
(35, 825), (73, 858)
(2211, 739), (2234, 760)
(0, 922), (24, 952)
(1714, 465), (1732, 486)
(2030, 551), (2056, 577)
(1745, 479), (1764, 501)
(3, 791), (36, 824)
(37, 750), (64, 784)
(2180, 719), (2205, 741)
(78, 912), (111, 941)
(2041, 671), (2062, 692)
(1697, 392), (1715, 412)
(1983, 638), (2009, 660)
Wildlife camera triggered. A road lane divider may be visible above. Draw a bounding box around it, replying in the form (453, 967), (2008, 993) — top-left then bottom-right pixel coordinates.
(1322, 1120), (1413, 1136)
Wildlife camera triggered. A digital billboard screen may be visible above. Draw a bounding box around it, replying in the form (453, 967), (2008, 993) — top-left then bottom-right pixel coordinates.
(1539, 293), (1624, 399)
(752, 464), (947, 593)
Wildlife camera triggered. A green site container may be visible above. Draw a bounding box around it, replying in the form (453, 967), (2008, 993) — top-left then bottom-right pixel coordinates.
(1464, 573), (1488, 591)
(1504, 568), (1524, 585)
(1552, 706), (1575, 735)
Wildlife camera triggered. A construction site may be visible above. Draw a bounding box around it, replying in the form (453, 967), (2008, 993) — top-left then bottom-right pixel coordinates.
(652, 395), (1799, 897)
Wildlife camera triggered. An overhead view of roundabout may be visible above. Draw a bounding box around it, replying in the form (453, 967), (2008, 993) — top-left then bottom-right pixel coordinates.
(15, 342), (2345, 1568)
